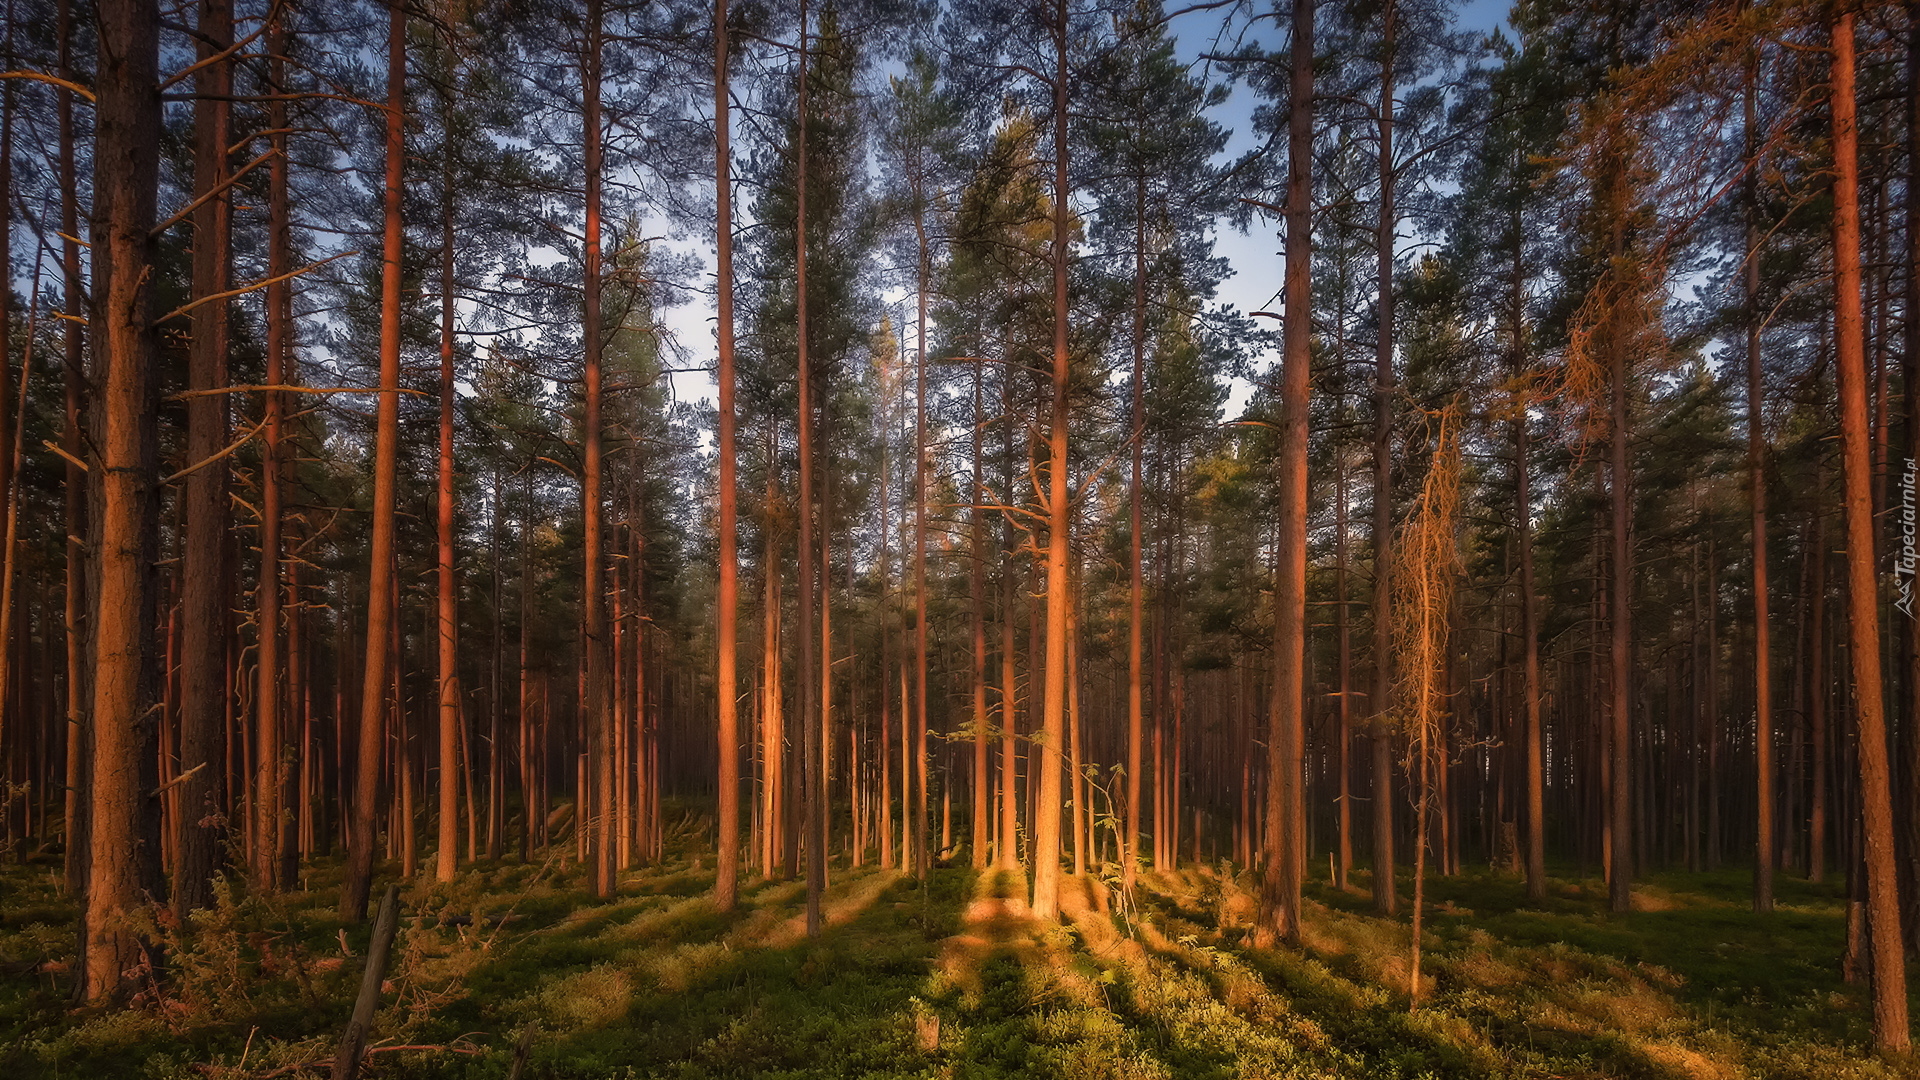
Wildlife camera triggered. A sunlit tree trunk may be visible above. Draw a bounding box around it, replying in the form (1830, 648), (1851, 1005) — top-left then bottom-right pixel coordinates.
(1032, 0), (1070, 912)
(342, 0), (406, 921)
(714, 0), (742, 909)
(1258, 0), (1311, 946)
(59, 0), (88, 898)
(997, 365), (1018, 873)
(795, 0), (824, 936)
(82, 0), (164, 999)
(971, 355), (989, 869)
(878, 355), (894, 871)
(1067, 548), (1085, 877)
(1904, 0), (1920, 953)
(912, 175), (932, 883)
(763, 469), (784, 879)
(820, 419), (833, 879)
(1124, 114), (1147, 900)
(582, 0), (613, 899)
(1742, 49), (1774, 916)
(1830, 13), (1910, 1051)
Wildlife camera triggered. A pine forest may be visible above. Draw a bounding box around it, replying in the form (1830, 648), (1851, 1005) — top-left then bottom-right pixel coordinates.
(0, 0), (1917, 1075)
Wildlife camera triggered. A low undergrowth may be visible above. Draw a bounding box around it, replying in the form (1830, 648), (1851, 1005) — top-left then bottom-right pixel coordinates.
(0, 837), (1907, 1079)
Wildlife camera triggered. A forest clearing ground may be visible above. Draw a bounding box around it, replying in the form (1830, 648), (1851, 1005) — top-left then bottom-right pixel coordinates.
(0, 832), (1912, 1079)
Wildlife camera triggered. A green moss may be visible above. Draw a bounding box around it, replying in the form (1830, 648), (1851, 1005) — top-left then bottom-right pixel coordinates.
(0, 852), (1902, 1079)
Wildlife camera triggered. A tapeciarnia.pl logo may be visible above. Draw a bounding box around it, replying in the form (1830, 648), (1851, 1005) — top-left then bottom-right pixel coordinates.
(1899, 458), (1918, 619)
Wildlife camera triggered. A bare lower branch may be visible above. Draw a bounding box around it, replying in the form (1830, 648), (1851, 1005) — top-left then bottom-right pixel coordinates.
(156, 252), (354, 324)
(0, 71), (94, 101)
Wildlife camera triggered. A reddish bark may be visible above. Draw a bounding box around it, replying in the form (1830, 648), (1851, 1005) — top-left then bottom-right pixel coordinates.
(82, 0), (164, 1000)
(341, 1), (406, 921)
(176, 0), (234, 916)
(1830, 13), (1910, 1051)
(254, 9), (293, 894)
(713, 0), (742, 909)
(582, 0), (613, 899)
(1743, 50), (1774, 915)
(1258, 0), (1311, 946)
(795, 0), (824, 936)
(435, 93), (461, 884)
(58, 0), (87, 899)
(1030, 0), (1071, 920)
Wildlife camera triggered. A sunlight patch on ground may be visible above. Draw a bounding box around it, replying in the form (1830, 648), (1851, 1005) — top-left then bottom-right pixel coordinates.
(598, 893), (713, 945)
(516, 963), (633, 1030)
(931, 867), (1046, 1006)
(748, 867), (902, 949)
(1632, 1036), (1746, 1080)
(623, 939), (735, 992)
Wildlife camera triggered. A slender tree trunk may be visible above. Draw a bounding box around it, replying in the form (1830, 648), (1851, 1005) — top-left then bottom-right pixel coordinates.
(82, 0), (164, 998)
(518, 471), (535, 859)
(1153, 464), (1168, 869)
(59, 0), (88, 897)
(1258, 0), (1311, 945)
(795, 0), (823, 936)
(1030, 0), (1071, 920)
(1809, 514), (1828, 883)
(752, 466), (775, 868)
(0, 249), (35, 856)
(878, 409), (893, 871)
(434, 98), (461, 884)
(971, 355), (989, 869)
(398, 594), (414, 876)
(0, 10), (11, 619)
(284, 551), (305, 879)
(1068, 555), (1085, 877)
(820, 401), (834, 880)
(0, 6), (13, 800)
(1335, 439), (1352, 890)
(254, 10), (292, 895)
(175, 0), (233, 917)
(875, 355), (895, 870)
(488, 465), (504, 862)
(998, 374), (1018, 873)
(713, 0), (741, 909)
(1900, 0), (1920, 959)
(613, 561), (630, 869)
(912, 179), (932, 883)
(1369, 0), (1398, 914)
(1606, 195), (1633, 915)
(1124, 127), (1148, 901)
(825, 435), (846, 859)
(582, 0), (613, 899)
(1499, 200), (1546, 901)
(1830, 14), (1910, 1050)
(630, 517), (649, 865)
(341, 1), (406, 921)
(1742, 52), (1775, 916)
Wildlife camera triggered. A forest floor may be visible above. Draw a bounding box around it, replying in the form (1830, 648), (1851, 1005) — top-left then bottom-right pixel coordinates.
(2, 824), (1912, 1080)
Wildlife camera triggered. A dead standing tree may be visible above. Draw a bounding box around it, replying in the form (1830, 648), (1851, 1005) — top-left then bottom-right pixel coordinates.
(1391, 405), (1462, 1008)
